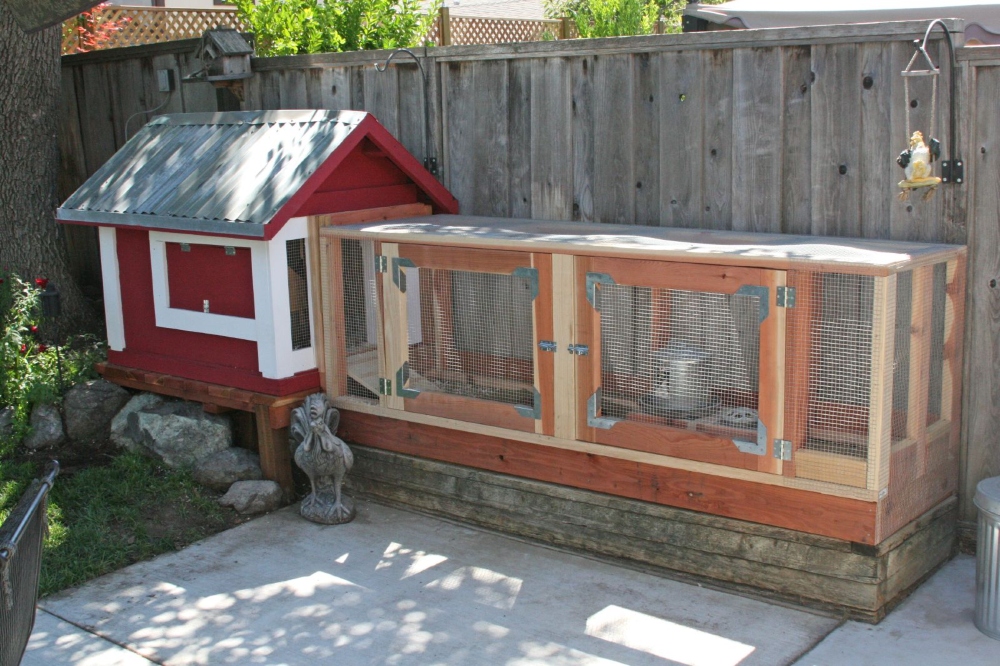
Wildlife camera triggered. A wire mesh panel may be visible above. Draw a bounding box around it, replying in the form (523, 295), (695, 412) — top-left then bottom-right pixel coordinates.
(596, 284), (764, 449)
(341, 238), (381, 403)
(286, 238), (311, 351)
(406, 268), (536, 409)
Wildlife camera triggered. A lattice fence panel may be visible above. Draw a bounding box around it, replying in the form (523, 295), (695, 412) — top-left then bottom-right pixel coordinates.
(448, 16), (564, 45)
(63, 7), (246, 54)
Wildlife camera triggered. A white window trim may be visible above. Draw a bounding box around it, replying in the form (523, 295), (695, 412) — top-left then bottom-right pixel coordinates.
(270, 217), (316, 376)
(99, 227), (126, 352)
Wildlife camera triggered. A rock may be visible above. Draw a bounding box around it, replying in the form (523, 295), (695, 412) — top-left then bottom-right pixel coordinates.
(110, 393), (165, 452)
(192, 448), (262, 491)
(219, 480), (283, 514)
(0, 406), (14, 441)
(126, 401), (231, 470)
(23, 404), (65, 450)
(63, 379), (130, 443)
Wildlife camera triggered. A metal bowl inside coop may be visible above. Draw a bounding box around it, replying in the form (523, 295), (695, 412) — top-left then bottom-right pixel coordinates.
(640, 341), (718, 418)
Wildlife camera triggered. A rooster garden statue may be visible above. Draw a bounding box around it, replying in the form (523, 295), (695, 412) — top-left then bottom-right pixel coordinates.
(289, 393), (356, 524)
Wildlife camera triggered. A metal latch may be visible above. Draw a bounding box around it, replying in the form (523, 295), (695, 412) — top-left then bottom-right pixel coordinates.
(538, 341), (557, 353)
(375, 255), (388, 273)
(774, 439), (793, 461)
(568, 344), (589, 356)
(776, 286), (796, 308)
(378, 378), (392, 395)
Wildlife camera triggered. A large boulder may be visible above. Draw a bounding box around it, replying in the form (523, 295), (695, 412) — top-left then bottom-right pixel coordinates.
(63, 379), (130, 443)
(219, 480), (283, 514)
(23, 404), (65, 450)
(125, 401), (232, 470)
(110, 393), (165, 452)
(192, 448), (263, 491)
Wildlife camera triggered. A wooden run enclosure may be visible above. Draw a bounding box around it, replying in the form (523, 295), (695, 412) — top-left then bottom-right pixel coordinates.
(57, 18), (1000, 599)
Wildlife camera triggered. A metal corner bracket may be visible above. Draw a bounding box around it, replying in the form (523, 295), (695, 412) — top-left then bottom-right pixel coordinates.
(514, 387), (542, 420)
(512, 266), (539, 300)
(586, 272), (616, 309)
(733, 421), (767, 456)
(395, 362), (421, 398)
(587, 388), (618, 429)
(735, 285), (770, 323)
(392, 257), (416, 292)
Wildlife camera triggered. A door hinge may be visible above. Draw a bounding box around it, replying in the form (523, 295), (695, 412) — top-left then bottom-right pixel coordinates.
(941, 159), (964, 185)
(776, 286), (796, 308)
(378, 377), (392, 395)
(774, 439), (793, 460)
(375, 255), (388, 273)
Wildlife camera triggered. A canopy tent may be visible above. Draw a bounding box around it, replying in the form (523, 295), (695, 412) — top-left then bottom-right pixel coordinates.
(683, 1), (1000, 44)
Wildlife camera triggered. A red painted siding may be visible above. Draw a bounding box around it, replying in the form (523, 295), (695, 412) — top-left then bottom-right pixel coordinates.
(165, 242), (255, 318)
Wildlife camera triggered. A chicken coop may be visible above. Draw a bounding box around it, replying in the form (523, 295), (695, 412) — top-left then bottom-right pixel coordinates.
(319, 216), (966, 560)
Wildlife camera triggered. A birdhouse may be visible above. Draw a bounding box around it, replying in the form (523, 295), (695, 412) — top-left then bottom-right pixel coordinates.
(198, 27), (254, 83)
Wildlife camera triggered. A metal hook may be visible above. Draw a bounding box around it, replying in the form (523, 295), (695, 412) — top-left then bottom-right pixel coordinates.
(373, 48), (438, 175)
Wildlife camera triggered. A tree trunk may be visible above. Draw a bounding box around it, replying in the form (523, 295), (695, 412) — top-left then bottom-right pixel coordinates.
(0, 6), (96, 332)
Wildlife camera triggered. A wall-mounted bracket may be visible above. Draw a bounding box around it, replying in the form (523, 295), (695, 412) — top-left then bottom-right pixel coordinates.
(586, 272), (616, 309)
(941, 159), (964, 184)
(395, 362), (421, 398)
(392, 257), (416, 292)
(733, 421), (767, 456)
(587, 388), (618, 429)
(512, 266), (539, 300)
(735, 285), (770, 323)
(514, 387), (542, 420)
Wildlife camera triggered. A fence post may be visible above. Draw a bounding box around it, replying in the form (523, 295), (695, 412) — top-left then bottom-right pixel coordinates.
(439, 7), (451, 46)
(560, 16), (571, 40)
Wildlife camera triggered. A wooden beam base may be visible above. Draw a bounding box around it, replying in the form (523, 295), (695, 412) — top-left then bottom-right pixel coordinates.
(345, 444), (957, 622)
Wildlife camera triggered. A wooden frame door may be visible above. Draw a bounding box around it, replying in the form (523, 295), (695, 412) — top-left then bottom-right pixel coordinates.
(575, 256), (787, 474)
(382, 242), (554, 434)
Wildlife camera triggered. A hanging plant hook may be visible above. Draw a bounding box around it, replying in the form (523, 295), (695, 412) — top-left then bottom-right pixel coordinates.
(373, 48), (438, 176)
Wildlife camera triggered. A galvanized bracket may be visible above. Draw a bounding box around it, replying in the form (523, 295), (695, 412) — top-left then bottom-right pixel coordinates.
(733, 421), (767, 456)
(375, 255), (389, 273)
(378, 377), (392, 395)
(512, 266), (539, 300)
(514, 387), (542, 420)
(587, 388), (619, 429)
(586, 272), (616, 309)
(776, 286), (796, 308)
(392, 257), (416, 292)
(568, 344), (590, 356)
(773, 439), (793, 461)
(735, 285), (770, 323)
(395, 362), (421, 398)
(538, 340), (557, 353)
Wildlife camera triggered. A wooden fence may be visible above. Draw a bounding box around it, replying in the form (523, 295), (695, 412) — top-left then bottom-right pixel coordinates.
(59, 19), (1000, 533)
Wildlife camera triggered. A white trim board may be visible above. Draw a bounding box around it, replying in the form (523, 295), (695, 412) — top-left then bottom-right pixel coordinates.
(99, 227), (126, 352)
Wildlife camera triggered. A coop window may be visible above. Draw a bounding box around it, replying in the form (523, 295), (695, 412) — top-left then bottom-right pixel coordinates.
(341, 239), (380, 402)
(286, 239), (311, 351)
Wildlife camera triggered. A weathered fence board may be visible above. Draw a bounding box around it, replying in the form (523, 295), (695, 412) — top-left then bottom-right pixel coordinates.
(60, 19), (999, 529)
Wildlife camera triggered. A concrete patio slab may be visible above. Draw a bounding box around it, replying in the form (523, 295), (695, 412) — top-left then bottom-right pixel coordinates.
(22, 610), (157, 666)
(36, 500), (840, 666)
(793, 554), (997, 666)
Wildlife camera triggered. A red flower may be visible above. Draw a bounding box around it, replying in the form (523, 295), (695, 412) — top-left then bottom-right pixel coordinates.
(20, 344), (27, 354)
(30, 325), (38, 334)
(37, 344), (48, 353)
(35, 278), (48, 289)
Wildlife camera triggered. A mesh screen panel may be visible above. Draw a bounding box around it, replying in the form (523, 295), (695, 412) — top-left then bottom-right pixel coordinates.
(286, 238), (311, 351)
(342, 239), (380, 403)
(0, 479), (51, 666)
(927, 262), (948, 425)
(892, 270), (913, 443)
(782, 273), (876, 488)
(407, 268), (535, 408)
(596, 284), (762, 445)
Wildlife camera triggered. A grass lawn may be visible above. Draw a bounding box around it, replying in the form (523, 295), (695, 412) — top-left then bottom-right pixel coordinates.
(1, 442), (248, 597)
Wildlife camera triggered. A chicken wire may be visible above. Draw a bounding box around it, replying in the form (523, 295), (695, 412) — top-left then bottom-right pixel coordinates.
(405, 267), (535, 408)
(596, 284), (762, 445)
(341, 239), (380, 403)
(286, 238), (311, 351)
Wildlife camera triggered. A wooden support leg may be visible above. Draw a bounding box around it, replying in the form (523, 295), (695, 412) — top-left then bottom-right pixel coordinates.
(255, 404), (294, 496)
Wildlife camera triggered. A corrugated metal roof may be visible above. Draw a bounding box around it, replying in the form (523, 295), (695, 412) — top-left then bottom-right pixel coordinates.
(58, 110), (368, 237)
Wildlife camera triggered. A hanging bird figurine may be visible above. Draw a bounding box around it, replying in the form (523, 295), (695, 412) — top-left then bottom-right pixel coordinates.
(897, 131), (942, 201)
(289, 393), (356, 524)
